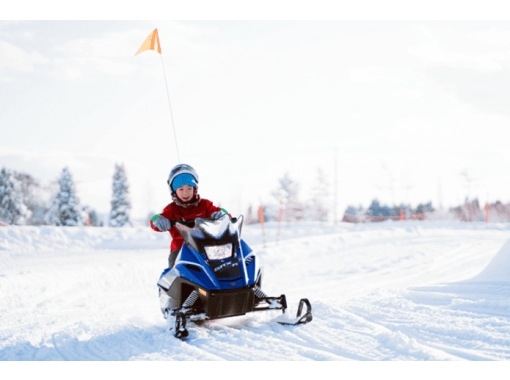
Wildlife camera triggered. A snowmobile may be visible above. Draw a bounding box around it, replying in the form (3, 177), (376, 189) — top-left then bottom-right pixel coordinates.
(157, 214), (312, 338)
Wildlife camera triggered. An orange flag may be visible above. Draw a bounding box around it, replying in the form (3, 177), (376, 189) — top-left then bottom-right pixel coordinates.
(135, 28), (162, 55)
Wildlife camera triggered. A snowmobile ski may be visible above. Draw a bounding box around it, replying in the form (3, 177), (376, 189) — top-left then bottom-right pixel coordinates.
(277, 298), (313, 325)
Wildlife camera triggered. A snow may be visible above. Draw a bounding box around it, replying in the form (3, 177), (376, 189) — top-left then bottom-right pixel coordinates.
(1, 220), (510, 375)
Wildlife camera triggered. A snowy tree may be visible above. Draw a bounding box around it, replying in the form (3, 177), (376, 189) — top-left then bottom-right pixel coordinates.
(47, 167), (84, 226)
(367, 199), (394, 217)
(342, 204), (365, 223)
(0, 168), (31, 225)
(307, 167), (330, 222)
(13, 171), (50, 225)
(272, 172), (303, 222)
(272, 172), (299, 204)
(415, 201), (434, 215)
(109, 163), (131, 227)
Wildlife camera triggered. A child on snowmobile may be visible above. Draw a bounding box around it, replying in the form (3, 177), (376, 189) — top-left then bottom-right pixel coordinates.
(150, 163), (227, 268)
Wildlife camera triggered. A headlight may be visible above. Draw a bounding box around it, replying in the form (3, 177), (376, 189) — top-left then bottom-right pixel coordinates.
(204, 243), (233, 260)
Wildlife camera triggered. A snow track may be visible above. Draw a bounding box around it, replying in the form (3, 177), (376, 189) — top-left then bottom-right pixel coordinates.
(1, 221), (510, 361)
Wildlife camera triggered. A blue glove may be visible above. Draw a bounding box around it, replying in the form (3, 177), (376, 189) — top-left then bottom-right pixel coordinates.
(154, 215), (172, 231)
(211, 211), (226, 220)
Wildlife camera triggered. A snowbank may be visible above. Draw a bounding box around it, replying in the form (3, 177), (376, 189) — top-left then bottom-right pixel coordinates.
(473, 238), (510, 282)
(0, 225), (169, 252)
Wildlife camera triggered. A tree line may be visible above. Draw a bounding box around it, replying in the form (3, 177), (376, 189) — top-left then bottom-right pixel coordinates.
(0, 164), (131, 227)
(246, 171), (441, 224)
(244, 169), (332, 224)
(5, 164), (504, 227)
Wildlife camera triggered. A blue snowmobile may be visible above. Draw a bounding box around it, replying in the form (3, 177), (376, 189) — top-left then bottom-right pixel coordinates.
(157, 214), (312, 338)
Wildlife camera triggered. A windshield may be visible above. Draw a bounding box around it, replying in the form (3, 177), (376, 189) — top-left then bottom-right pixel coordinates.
(176, 215), (243, 255)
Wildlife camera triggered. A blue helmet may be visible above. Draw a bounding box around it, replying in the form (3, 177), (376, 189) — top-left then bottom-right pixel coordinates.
(167, 164), (199, 193)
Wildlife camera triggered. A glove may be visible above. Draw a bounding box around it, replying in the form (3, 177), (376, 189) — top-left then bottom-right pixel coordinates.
(211, 211), (225, 220)
(154, 215), (172, 231)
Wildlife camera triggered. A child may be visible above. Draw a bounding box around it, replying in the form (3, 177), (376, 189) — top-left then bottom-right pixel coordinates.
(150, 163), (226, 268)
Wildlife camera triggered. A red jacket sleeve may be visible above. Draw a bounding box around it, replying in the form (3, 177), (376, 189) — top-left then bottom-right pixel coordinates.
(201, 199), (222, 217)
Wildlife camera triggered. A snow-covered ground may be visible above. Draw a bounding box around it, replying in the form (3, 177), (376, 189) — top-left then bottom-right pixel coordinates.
(1, 220), (510, 374)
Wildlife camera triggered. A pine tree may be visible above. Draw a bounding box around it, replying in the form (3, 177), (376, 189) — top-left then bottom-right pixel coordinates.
(0, 168), (30, 225)
(47, 167), (84, 226)
(109, 163), (131, 227)
(13, 171), (48, 225)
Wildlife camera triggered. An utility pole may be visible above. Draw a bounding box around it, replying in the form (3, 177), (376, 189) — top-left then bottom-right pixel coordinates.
(334, 148), (338, 224)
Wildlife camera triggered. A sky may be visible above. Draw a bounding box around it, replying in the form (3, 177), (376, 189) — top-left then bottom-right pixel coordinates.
(2, 2), (510, 220)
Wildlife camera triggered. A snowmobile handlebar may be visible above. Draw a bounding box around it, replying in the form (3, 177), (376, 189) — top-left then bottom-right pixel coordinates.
(172, 219), (195, 228)
(172, 215), (239, 229)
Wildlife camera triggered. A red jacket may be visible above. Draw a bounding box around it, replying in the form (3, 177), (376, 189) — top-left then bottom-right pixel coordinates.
(150, 198), (222, 251)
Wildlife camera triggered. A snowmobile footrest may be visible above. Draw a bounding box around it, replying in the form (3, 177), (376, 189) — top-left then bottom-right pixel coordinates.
(254, 294), (287, 312)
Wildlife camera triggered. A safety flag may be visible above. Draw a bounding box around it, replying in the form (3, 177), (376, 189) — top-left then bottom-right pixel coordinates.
(135, 28), (161, 55)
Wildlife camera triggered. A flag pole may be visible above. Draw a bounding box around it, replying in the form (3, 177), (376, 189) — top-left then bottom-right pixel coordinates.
(159, 52), (181, 163)
(135, 28), (181, 163)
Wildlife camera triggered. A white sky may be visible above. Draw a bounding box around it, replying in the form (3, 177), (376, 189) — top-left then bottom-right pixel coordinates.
(2, 2), (510, 219)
